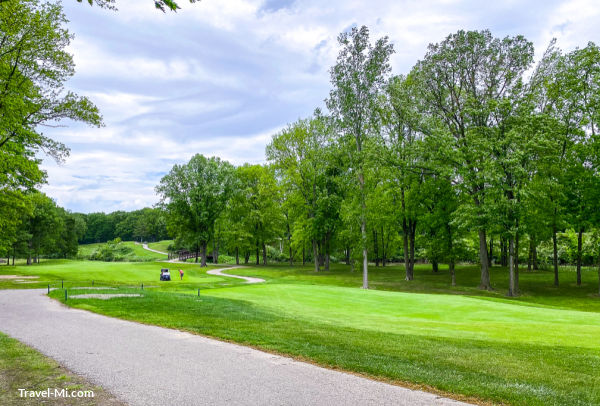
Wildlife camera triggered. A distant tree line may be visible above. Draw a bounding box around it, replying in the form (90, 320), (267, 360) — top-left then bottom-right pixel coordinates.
(78, 208), (169, 244)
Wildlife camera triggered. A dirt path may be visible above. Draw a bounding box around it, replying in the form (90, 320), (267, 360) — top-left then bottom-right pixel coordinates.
(0, 289), (469, 406)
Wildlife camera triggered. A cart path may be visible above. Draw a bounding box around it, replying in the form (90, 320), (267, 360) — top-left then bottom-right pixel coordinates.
(0, 289), (470, 406)
(140, 243), (168, 255)
(207, 266), (265, 284)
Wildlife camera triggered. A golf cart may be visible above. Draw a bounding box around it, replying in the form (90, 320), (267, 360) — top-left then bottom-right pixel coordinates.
(160, 268), (171, 281)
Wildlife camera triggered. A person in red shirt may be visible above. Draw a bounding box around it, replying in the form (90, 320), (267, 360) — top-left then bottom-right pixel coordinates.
(179, 269), (184, 280)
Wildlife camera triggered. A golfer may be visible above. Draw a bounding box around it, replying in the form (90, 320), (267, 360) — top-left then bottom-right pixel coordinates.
(179, 269), (184, 280)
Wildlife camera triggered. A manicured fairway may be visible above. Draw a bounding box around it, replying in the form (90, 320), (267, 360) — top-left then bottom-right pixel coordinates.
(78, 241), (167, 261)
(3, 260), (600, 405)
(0, 260), (241, 290)
(146, 240), (173, 253)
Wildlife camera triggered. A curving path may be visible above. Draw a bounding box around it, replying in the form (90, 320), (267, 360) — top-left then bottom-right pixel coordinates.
(141, 243), (168, 256)
(0, 289), (470, 406)
(207, 266), (265, 284)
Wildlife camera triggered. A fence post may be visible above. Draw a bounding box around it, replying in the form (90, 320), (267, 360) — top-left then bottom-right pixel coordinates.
(61, 280), (63, 289)
(47, 284), (50, 294)
(64, 289), (67, 302)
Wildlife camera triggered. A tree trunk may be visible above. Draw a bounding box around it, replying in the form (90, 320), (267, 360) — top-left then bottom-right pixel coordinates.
(528, 238), (533, 272)
(244, 251), (250, 265)
(432, 260), (438, 272)
(195, 245), (199, 263)
(533, 242), (539, 270)
(488, 237), (493, 267)
(345, 247), (350, 266)
(289, 243), (293, 266)
(302, 246), (305, 266)
(508, 237), (516, 297)
(262, 243), (267, 266)
(381, 226), (386, 267)
(403, 219), (412, 280)
(201, 243), (207, 267)
(597, 251), (600, 297)
(325, 253), (330, 272)
(359, 170), (368, 289)
(235, 246), (239, 265)
(553, 225), (559, 286)
(577, 228), (583, 286)
(515, 233), (520, 294)
(409, 221), (416, 278)
(313, 239), (319, 272)
(478, 229), (491, 290)
(256, 245), (259, 266)
(450, 259), (455, 286)
(373, 229), (379, 267)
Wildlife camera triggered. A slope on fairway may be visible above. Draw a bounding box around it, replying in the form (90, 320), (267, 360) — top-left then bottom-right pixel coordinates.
(0, 260), (226, 288)
(204, 284), (600, 349)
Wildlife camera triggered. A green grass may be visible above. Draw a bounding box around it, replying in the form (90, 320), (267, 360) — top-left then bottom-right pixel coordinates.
(0, 260), (243, 291)
(146, 240), (173, 253)
(77, 241), (167, 261)
(4, 260), (600, 405)
(0, 331), (123, 405)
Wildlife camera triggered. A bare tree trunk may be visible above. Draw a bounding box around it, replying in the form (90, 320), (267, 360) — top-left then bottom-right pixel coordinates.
(373, 229), (379, 267)
(201, 243), (207, 267)
(359, 171), (368, 289)
(450, 259), (455, 286)
(409, 222), (416, 278)
(313, 239), (319, 272)
(528, 238), (533, 272)
(432, 260), (438, 272)
(345, 247), (350, 266)
(533, 242), (539, 270)
(553, 225), (559, 286)
(508, 237), (515, 297)
(256, 245), (259, 266)
(598, 251), (600, 296)
(195, 245), (199, 263)
(515, 233), (520, 294)
(302, 245), (305, 266)
(478, 229), (491, 290)
(244, 251), (250, 265)
(235, 246), (239, 265)
(488, 237), (493, 267)
(403, 219), (411, 280)
(381, 226), (386, 267)
(577, 228), (583, 286)
(262, 243), (267, 266)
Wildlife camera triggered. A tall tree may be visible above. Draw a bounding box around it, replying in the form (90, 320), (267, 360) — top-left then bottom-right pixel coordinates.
(415, 29), (534, 290)
(156, 154), (235, 266)
(326, 25), (394, 288)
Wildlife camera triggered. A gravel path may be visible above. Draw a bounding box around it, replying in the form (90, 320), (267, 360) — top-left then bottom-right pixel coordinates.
(207, 266), (265, 284)
(0, 289), (470, 406)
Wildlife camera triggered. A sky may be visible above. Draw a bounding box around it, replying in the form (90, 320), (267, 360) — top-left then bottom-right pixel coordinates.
(40, 0), (600, 213)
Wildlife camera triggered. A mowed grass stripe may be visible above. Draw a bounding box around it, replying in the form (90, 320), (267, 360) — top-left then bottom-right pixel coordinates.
(202, 284), (600, 349)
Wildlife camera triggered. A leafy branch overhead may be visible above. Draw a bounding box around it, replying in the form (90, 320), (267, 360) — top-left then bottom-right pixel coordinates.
(73, 0), (199, 12)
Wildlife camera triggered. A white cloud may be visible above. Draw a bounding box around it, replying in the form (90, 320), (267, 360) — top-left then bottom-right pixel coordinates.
(42, 0), (600, 212)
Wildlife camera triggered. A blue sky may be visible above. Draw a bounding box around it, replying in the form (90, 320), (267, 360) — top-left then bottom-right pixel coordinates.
(40, 0), (600, 213)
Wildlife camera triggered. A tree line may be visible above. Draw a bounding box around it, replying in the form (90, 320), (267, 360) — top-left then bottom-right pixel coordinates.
(158, 27), (600, 296)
